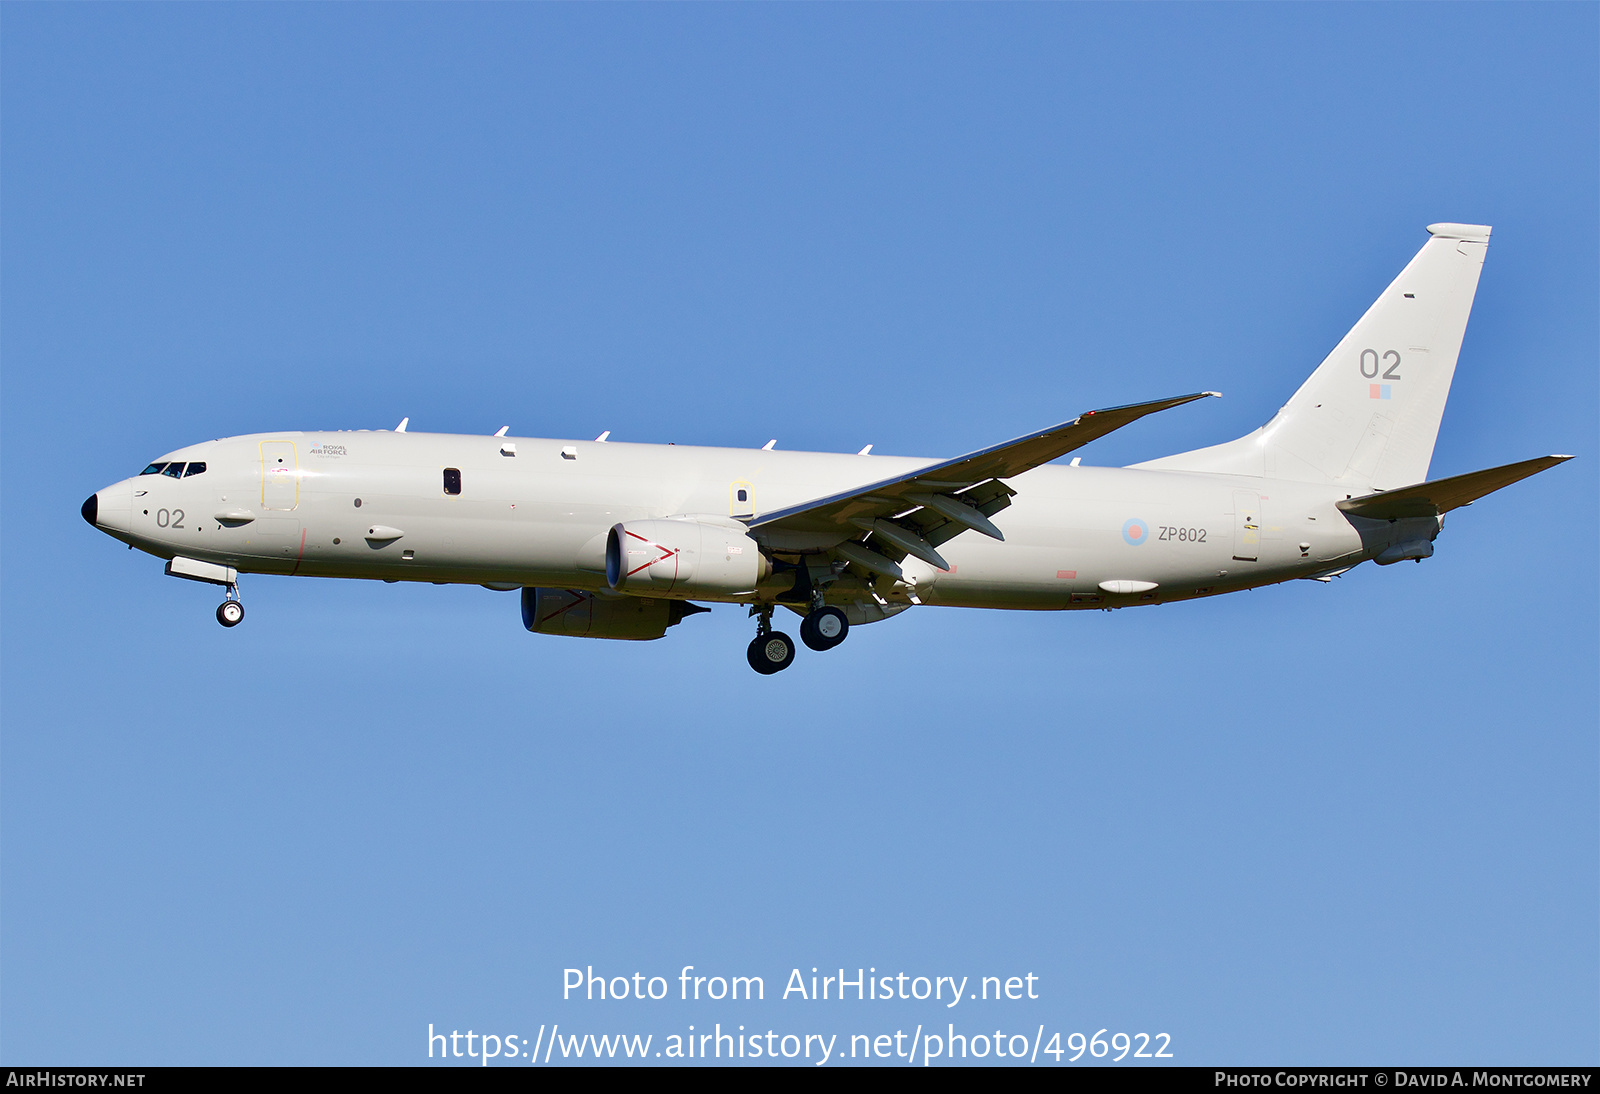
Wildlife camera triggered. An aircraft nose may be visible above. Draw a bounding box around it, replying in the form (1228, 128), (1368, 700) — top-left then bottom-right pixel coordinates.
(84, 481), (132, 536)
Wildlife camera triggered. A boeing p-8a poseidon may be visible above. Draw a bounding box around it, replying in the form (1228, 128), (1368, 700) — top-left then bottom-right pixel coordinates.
(83, 224), (1570, 673)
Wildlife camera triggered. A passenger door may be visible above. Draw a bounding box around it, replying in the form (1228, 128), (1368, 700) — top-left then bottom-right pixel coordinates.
(261, 442), (299, 510)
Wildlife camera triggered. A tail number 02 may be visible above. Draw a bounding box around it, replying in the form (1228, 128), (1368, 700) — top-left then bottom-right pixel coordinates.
(1360, 349), (1401, 380)
(156, 508), (185, 529)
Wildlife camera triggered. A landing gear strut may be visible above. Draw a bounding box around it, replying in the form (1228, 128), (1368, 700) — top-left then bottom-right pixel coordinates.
(746, 604), (795, 674)
(216, 584), (244, 628)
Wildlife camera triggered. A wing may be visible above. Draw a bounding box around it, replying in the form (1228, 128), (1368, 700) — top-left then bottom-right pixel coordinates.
(749, 391), (1218, 571)
(1336, 455), (1574, 521)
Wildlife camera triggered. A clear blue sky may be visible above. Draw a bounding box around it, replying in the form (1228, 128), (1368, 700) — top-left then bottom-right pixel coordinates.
(3, 4), (1595, 1066)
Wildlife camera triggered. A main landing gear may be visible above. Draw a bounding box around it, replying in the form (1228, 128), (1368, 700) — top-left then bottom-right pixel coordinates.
(746, 605), (795, 675)
(800, 605), (849, 651)
(746, 602), (850, 673)
(216, 584), (244, 628)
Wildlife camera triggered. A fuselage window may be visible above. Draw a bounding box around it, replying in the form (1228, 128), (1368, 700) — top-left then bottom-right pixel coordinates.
(183, 462), (206, 477)
(443, 468), (462, 496)
(737, 489), (749, 502)
(161, 463), (184, 478)
(140, 463), (167, 476)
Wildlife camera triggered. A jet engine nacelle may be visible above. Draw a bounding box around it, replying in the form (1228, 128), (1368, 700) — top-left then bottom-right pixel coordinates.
(521, 588), (708, 641)
(606, 517), (769, 599)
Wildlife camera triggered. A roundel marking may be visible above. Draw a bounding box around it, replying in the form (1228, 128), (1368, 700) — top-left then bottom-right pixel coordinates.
(1122, 518), (1149, 546)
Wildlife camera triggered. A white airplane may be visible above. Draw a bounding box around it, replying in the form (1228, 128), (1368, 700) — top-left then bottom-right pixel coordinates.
(83, 223), (1570, 673)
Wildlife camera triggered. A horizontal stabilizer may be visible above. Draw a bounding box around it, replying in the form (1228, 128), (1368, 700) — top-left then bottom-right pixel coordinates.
(1336, 455), (1573, 521)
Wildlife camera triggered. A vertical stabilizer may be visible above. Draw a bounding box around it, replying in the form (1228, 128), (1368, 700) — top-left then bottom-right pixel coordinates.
(1134, 224), (1491, 490)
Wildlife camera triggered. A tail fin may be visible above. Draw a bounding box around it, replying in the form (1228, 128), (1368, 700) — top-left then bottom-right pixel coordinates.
(1134, 223), (1491, 490)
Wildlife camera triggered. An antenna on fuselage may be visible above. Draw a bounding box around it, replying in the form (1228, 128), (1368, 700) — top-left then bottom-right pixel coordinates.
(858, 444), (873, 455)
(761, 439), (777, 450)
(595, 431), (610, 442)
(493, 426), (509, 437)
(395, 417), (409, 433)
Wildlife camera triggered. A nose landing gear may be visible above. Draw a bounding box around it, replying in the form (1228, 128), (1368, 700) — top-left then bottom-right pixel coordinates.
(216, 584), (244, 628)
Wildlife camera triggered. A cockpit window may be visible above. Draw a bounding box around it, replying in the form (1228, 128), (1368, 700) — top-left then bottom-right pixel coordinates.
(140, 460), (205, 477)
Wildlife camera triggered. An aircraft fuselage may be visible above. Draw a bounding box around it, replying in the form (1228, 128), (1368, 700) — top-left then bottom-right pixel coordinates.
(89, 428), (1384, 611)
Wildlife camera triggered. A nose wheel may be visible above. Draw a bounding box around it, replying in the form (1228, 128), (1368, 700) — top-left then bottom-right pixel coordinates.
(216, 585), (244, 628)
